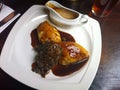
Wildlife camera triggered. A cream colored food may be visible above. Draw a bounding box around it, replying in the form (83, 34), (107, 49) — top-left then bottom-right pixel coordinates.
(37, 21), (89, 66)
(37, 21), (61, 43)
(58, 42), (89, 65)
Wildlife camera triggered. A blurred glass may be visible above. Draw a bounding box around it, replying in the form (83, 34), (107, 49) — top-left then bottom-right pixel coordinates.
(91, 0), (119, 17)
(0, 0), (3, 11)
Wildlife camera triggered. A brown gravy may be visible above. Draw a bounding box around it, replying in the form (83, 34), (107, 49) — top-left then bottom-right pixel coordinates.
(52, 60), (87, 76)
(31, 29), (75, 47)
(31, 29), (39, 47)
(47, 3), (78, 19)
(31, 29), (87, 76)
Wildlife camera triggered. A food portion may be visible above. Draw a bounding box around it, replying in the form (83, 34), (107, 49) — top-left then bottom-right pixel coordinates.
(32, 42), (62, 77)
(37, 21), (61, 43)
(58, 42), (89, 65)
(31, 21), (89, 78)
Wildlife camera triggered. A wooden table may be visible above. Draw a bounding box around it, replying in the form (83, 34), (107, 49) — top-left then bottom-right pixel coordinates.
(0, 0), (120, 90)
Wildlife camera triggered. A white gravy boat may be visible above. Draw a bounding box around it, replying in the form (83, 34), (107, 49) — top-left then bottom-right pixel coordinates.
(45, 0), (88, 26)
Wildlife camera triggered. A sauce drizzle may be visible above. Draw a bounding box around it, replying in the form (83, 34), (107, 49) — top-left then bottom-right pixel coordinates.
(31, 29), (88, 76)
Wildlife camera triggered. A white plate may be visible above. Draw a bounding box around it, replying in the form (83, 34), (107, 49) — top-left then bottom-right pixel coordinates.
(0, 5), (101, 90)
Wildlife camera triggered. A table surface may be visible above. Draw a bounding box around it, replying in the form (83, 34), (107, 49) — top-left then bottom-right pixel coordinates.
(0, 0), (120, 90)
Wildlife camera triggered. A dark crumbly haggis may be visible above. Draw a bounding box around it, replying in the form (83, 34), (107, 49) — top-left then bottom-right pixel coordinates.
(32, 42), (62, 77)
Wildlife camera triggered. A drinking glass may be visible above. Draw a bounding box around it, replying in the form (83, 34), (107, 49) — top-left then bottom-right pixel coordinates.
(91, 0), (119, 17)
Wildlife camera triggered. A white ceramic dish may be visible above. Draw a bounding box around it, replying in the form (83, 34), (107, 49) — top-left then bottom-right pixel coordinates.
(45, 1), (87, 26)
(0, 5), (101, 90)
